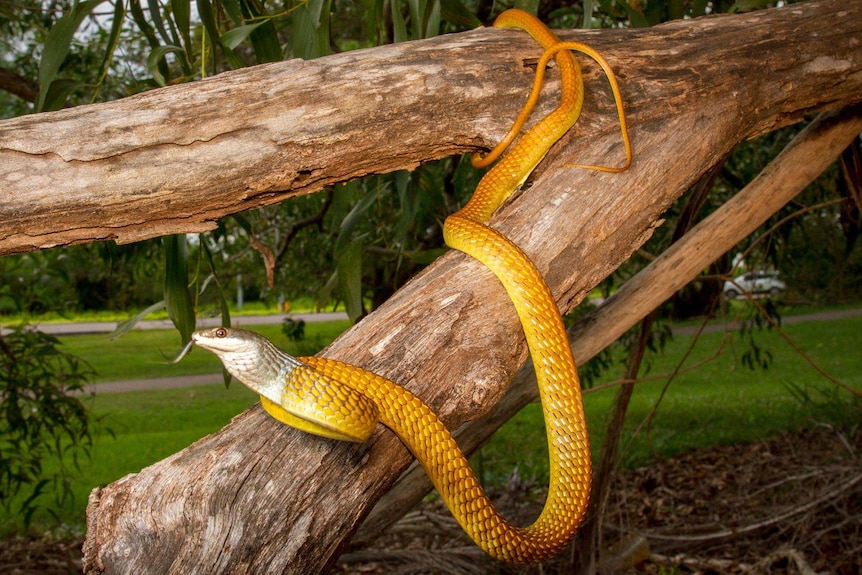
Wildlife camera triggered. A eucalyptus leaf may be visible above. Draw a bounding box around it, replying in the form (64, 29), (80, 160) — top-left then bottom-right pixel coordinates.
(163, 235), (196, 344)
(146, 45), (185, 86)
(147, 0), (172, 44)
(220, 21), (269, 51)
(291, 0), (332, 59)
(39, 78), (81, 112)
(196, 0), (222, 65)
(336, 241), (366, 323)
(221, 0), (243, 25)
(334, 185), (381, 255)
(91, 0), (125, 103)
(390, 0), (408, 43)
(171, 0), (194, 63)
(249, 19), (283, 63)
(108, 300), (167, 341)
(439, 0), (481, 28)
(514, 0), (540, 16)
(35, 0), (106, 112)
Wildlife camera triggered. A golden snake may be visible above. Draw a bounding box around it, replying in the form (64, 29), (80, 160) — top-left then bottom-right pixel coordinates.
(192, 10), (630, 564)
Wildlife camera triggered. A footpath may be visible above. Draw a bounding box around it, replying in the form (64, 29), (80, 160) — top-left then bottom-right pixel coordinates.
(0, 311), (348, 395)
(15, 307), (861, 395)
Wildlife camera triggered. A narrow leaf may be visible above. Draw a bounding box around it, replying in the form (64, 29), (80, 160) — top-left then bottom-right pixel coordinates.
(171, 0), (194, 63)
(36, 0), (106, 112)
(163, 235), (196, 344)
(439, 0), (481, 28)
(221, 0), (243, 25)
(390, 0), (408, 43)
(39, 79), (82, 112)
(291, 0), (332, 59)
(196, 0), (222, 65)
(336, 241), (365, 323)
(220, 21), (270, 50)
(108, 301), (167, 341)
(147, 0), (172, 44)
(146, 45), (185, 86)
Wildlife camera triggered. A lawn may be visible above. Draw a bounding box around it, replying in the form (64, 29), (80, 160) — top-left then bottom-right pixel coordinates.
(1, 310), (859, 534)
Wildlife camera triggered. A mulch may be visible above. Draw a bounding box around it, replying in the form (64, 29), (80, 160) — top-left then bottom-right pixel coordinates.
(337, 425), (861, 574)
(2, 426), (859, 575)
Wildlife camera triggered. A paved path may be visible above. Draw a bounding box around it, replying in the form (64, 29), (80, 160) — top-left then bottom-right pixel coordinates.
(1, 311), (349, 336)
(75, 306), (862, 395)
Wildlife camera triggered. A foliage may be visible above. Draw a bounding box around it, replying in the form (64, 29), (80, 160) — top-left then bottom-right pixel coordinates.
(2, 0), (859, 334)
(281, 317), (306, 341)
(0, 241), (163, 318)
(0, 327), (96, 526)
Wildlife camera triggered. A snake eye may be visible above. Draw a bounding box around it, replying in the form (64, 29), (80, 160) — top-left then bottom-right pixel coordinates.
(215, 328), (228, 338)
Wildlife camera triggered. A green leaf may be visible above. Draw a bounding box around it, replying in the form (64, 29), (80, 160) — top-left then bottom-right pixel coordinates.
(221, 0), (243, 25)
(390, 0), (408, 43)
(291, 0), (332, 59)
(35, 0), (106, 112)
(39, 79), (81, 112)
(220, 21), (270, 50)
(147, 0), (172, 44)
(334, 185), (381, 255)
(108, 300), (167, 341)
(146, 45), (185, 86)
(692, 0), (710, 16)
(201, 241), (231, 330)
(439, 0), (481, 28)
(196, 0), (222, 65)
(163, 235), (196, 345)
(249, 19), (283, 63)
(91, 0), (125, 103)
(171, 0), (194, 63)
(514, 0), (540, 16)
(336, 241), (365, 323)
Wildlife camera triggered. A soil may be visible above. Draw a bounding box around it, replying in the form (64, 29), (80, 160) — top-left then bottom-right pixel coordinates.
(2, 426), (859, 575)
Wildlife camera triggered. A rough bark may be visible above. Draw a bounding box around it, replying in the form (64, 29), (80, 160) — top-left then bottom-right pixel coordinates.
(2, 0), (861, 257)
(12, 0), (848, 572)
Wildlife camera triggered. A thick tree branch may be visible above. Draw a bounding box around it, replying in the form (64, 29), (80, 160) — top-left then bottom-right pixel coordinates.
(0, 66), (38, 103)
(24, 0), (851, 573)
(2, 0), (862, 257)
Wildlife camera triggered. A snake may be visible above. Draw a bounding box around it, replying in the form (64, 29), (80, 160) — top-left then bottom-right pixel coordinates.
(192, 9), (630, 564)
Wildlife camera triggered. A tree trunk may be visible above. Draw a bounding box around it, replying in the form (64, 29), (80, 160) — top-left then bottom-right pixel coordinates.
(3, 0), (849, 572)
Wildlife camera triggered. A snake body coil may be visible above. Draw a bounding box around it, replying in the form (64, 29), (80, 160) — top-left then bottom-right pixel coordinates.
(193, 9), (630, 564)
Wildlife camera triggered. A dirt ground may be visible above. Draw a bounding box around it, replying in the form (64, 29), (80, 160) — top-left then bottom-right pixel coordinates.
(1, 426), (859, 575)
(335, 425), (861, 575)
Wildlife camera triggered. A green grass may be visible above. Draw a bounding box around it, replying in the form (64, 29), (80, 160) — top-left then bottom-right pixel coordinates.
(478, 314), (862, 483)
(2, 312), (860, 535)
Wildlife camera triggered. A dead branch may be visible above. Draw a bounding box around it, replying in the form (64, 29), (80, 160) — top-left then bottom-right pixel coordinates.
(2, 0), (862, 256)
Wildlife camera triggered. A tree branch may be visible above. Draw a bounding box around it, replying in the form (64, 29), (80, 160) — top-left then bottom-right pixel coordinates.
(3, 0), (862, 257)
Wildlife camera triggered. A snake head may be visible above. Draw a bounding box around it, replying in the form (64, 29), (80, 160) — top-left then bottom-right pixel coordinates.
(192, 327), (298, 404)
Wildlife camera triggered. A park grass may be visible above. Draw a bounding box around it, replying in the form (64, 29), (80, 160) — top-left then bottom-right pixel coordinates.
(1, 311), (860, 534)
(477, 313), (862, 483)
